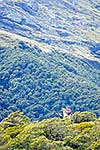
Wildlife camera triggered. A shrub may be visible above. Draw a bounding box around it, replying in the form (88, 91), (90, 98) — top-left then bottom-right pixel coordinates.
(71, 112), (97, 123)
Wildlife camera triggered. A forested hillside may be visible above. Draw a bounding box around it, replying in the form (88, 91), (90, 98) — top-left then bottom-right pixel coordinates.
(0, 111), (100, 150)
(0, 38), (100, 121)
(0, 0), (100, 121)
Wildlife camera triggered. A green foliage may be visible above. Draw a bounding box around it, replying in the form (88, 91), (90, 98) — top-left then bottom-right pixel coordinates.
(43, 118), (73, 141)
(71, 112), (97, 123)
(92, 140), (100, 150)
(1, 111), (30, 129)
(70, 133), (91, 150)
(0, 45), (100, 121)
(0, 112), (100, 150)
(86, 140), (100, 150)
(30, 136), (52, 150)
(74, 122), (94, 132)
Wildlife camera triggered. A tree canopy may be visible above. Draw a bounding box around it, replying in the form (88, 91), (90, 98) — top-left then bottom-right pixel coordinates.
(0, 111), (100, 150)
(0, 43), (100, 121)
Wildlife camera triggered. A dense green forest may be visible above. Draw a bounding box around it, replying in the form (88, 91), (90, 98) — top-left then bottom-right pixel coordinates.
(0, 111), (100, 150)
(0, 40), (100, 121)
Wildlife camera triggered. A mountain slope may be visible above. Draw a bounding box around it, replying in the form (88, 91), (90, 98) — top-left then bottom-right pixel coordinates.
(0, 0), (100, 60)
(0, 0), (100, 120)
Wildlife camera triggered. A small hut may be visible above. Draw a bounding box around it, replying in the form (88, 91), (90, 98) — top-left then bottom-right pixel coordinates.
(62, 106), (72, 119)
